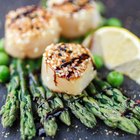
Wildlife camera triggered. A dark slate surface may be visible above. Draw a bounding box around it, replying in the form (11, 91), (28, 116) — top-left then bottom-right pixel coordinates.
(0, 0), (140, 140)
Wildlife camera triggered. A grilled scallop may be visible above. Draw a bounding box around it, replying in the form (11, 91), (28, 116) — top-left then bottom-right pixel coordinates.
(47, 0), (101, 38)
(5, 5), (61, 58)
(41, 43), (97, 95)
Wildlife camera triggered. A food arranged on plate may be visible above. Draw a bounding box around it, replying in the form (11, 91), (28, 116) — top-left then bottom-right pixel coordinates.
(0, 0), (140, 140)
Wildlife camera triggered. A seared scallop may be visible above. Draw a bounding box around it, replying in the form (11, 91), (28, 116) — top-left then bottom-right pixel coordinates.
(41, 43), (96, 95)
(5, 5), (61, 58)
(47, 0), (101, 38)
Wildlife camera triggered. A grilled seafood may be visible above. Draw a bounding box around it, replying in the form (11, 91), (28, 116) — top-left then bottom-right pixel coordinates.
(5, 5), (61, 58)
(41, 43), (96, 95)
(47, 0), (101, 38)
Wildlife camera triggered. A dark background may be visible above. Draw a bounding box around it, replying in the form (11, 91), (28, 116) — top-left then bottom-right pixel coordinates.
(0, 0), (140, 140)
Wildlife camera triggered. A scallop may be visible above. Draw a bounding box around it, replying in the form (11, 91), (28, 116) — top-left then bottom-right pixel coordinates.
(47, 0), (101, 38)
(5, 5), (61, 58)
(41, 43), (97, 95)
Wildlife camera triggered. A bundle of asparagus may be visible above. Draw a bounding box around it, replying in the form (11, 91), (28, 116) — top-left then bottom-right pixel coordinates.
(83, 95), (138, 134)
(1, 58), (140, 139)
(28, 71), (58, 137)
(85, 80), (140, 134)
(45, 88), (71, 126)
(61, 88), (138, 134)
(62, 94), (97, 128)
(0, 60), (19, 127)
(27, 62), (71, 137)
(93, 78), (140, 119)
(17, 60), (36, 140)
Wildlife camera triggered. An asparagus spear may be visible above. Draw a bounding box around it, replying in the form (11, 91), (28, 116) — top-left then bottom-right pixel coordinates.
(86, 83), (140, 132)
(17, 59), (36, 140)
(87, 82), (140, 129)
(62, 94), (97, 128)
(27, 59), (71, 127)
(90, 83), (140, 129)
(83, 96), (138, 134)
(29, 72), (58, 137)
(45, 88), (71, 126)
(27, 58), (71, 126)
(93, 78), (140, 119)
(0, 60), (19, 127)
(37, 98), (58, 137)
(87, 83), (126, 112)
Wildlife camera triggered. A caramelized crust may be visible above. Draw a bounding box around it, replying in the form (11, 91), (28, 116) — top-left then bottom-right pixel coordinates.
(49, 0), (94, 13)
(6, 5), (52, 34)
(5, 5), (61, 58)
(43, 43), (94, 80)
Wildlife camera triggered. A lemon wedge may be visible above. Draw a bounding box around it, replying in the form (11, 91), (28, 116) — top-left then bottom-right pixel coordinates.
(91, 27), (140, 84)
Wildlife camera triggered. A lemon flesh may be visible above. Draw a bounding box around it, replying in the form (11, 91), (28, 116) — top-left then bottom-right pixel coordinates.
(92, 27), (140, 84)
(92, 27), (140, 68)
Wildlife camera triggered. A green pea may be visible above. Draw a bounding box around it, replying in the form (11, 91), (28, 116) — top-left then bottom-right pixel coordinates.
(0, 52), (10, 65)
(0, 38), (4, 51)
(105, 18), (122, 27)
(93, 55), (104, 69)
(0, 65), (10, 83)
(96, 1), (106, 15)
(59, 37), (69, 43)
(41, 0), (47, 7)
(73, 37), (84, 44)
(107, 71), (124, 87)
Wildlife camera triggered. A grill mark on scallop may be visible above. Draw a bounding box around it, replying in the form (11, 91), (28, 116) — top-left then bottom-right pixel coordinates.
(55, 53), (90, 80)
(60, 53), (89, 68)
(52, 0), (93, 13)
(10, 6), (37, 25)
(7, 5), (53, 33)
(54, 0), (92, 5)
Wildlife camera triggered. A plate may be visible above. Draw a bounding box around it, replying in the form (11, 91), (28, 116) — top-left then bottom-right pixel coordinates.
(0, 0), (140, 140)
